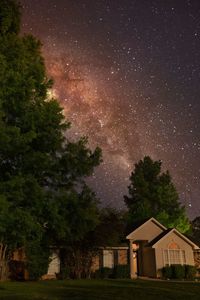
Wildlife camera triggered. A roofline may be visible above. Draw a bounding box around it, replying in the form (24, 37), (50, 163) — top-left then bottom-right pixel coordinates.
(152, 228), (200, 249)
(99, 246), (129, 250)
(126, 217), (167, 240)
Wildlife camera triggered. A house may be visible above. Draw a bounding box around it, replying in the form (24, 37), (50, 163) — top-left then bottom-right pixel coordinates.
(43, 246), (129, 280)
(126, 217), (200, 278)
(10, 248), (61, 281)
(91, 246), (129, 272)
(9, 217), (200, 280)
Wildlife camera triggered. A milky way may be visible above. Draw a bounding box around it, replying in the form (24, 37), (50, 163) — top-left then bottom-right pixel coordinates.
(21, 0), (200, 218)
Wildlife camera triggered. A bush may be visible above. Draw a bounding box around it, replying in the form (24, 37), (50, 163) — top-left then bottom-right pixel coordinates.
(172, 265), (185, 279)
(93, 267), (113, 279)
(57, 266), (70, 279)
(162, 264), (197, 280)
(113, 265), (130, 278)
(25, 244), (50, 280)
(9, 260), (25, 281)
(93, 265), (130, 279)
(185, 265), (196, 280)
(162, 266), (173, 279)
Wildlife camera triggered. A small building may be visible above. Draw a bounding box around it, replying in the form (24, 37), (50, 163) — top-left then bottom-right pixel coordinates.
(91, 246), (129, 272)
(126, 217), (200, 278)
(43, 246), (129, 279)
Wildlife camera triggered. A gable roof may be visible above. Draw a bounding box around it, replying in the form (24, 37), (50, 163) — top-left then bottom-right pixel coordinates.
(148, 229), (173, 246)
(126, 217), (166, 240)
(151, 228), (200, 250)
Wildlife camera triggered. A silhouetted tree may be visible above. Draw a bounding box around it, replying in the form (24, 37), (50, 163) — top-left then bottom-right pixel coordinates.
(124, 156), (190, 233)
(0, 0), (102, 280)
(190, 216), (200, 246)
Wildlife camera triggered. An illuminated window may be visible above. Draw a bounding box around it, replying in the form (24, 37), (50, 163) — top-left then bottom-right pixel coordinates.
(168, 242), (179, 250)
(169, 249), (181, 264)
(103, 250), (114, 268)
(163, 248), (186, 266)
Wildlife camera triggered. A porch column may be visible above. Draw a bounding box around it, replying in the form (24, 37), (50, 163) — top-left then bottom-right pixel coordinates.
(129, 239), (137, 279)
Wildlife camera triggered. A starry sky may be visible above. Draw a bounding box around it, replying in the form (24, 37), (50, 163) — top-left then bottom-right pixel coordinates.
(20, 0), (200, 219)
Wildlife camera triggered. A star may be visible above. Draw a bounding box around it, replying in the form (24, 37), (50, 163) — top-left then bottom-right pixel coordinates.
(21, 0), (200, 219)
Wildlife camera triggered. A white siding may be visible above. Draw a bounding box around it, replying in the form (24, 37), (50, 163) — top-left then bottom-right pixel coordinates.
(47, 251), (60, 275)
(103, 250), (114, 268)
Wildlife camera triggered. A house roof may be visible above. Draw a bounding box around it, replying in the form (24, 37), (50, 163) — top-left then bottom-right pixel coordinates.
(126, 217), (166, 240)
(151, 228), (200, 250)
(99, 246), (129, 250)
(148, 229), (173, 246)
(126, 217), (200, 250)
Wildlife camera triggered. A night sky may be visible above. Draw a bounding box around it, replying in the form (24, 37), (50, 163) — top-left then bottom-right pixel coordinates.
(20, 0), (200, 219)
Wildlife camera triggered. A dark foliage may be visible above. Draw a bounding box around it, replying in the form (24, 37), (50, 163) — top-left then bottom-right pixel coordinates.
(162, 264), (196, 280)
(124, 156), (190, 233)
(0, 0), (102, 280)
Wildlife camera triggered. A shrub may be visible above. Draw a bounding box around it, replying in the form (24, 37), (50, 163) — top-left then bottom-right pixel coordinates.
(25, 244), (50, 280)
(162, 266), (173, 279)
(113, 265), (130, 278)
(57, 266), (70, 279)
(172, 265), (185, 279)
(9, 260), (25, 281)
(93, 267), (113, 279)
(162, 264), (197, 280)
(185, 265), (197, 280)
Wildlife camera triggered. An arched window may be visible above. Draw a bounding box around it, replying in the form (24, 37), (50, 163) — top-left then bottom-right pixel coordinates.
(163, 242), (186, 265)
(168, 242), (180, 250)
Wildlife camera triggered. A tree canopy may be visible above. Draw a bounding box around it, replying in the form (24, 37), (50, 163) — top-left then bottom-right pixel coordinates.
(0, 0), (102, 280)
(190, 216), (200, 246)
(124, 156), (190, 233)
(0, 0), (21, 34)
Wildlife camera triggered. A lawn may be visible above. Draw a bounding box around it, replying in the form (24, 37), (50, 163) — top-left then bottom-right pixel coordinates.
(0, 279), (199, 300)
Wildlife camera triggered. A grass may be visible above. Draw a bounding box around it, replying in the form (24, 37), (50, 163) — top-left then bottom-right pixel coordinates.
(0, 279), (199, 300)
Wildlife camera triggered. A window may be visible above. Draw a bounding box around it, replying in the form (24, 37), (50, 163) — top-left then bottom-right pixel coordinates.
(163, 249), (186, 266)
(169, 250), (181, 264)
(103, 250), (114, 268)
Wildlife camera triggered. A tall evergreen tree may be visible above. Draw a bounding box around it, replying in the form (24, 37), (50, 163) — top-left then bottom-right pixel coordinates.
(124, 156), (190, 233)
(190, 216), (200, 246)
(0, 0), (102, 280)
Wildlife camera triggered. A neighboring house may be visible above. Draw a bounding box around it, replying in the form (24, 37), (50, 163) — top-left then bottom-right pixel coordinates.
(126, 217), (200, 278)
(43, 246), (129, 279)
(91, 246), (129, 272)
(10, 248), (61, 281)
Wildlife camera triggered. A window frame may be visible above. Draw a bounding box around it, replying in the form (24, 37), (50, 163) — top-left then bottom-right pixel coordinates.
(163, 243), (186, 266)
(103, 249), (114, 268)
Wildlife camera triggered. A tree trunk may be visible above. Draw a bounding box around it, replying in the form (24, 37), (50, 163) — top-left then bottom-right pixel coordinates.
(0, 243), (9, 281)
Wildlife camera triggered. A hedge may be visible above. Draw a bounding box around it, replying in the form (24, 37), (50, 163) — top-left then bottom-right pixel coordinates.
(93, 265), (130, 279)
(162, 265), (197, 280)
